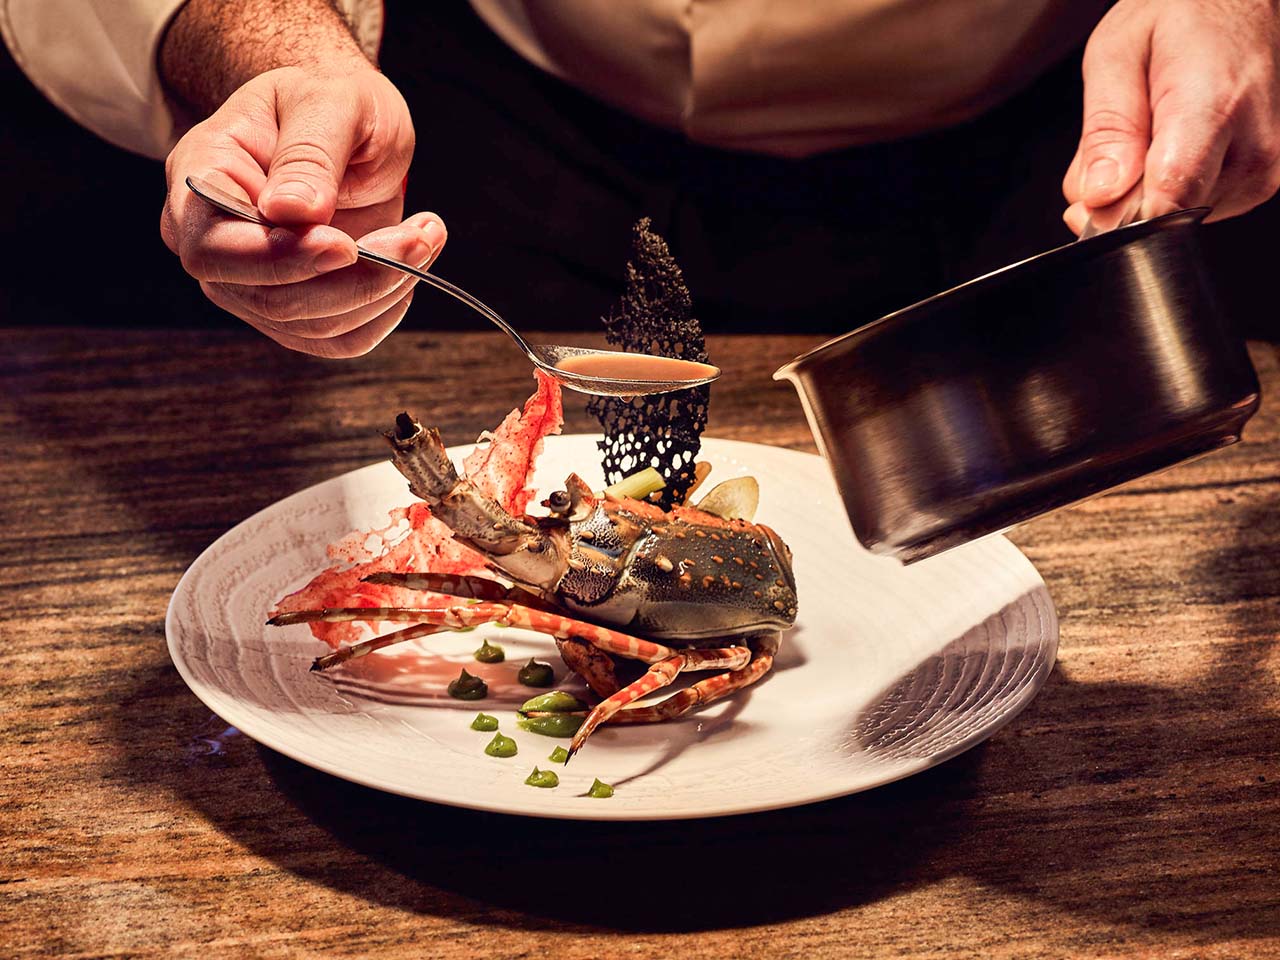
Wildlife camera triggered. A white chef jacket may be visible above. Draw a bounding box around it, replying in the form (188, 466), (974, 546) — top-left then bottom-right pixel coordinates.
(2, 0), (1104, 160)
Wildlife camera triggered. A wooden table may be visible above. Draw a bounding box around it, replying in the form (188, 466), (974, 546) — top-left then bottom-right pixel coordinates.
(3, 327), (1277, 959)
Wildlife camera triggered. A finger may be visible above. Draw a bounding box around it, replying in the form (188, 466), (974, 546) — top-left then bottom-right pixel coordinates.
(357, 211), (445, 260)
(1206, 148), (1280, 221)
(161, 162), (267, 258)
(1073, 29), (1152, 208)
(204, 212), (442, 322)
(330, 194), (407, 242)
(181, 218), (358, 285)
(1063, 201), (1090, 236)
(161, 165), (359, 283)
(258, 86), (363, 226)
(1143, 78), (1233, 217)
(205, 270), (416, 341)
(1193, 92), (1280, 221)
(253, 288), (417, 358)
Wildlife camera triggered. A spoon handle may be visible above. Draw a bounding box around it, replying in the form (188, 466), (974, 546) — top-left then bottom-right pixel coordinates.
(351, 248), (533, 354)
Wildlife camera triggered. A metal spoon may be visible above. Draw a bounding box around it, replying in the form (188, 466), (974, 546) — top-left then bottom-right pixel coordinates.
(185, 176), (720, 396)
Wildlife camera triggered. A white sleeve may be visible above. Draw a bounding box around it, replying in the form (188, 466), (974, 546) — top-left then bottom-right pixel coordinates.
(1, 0), (384, 160)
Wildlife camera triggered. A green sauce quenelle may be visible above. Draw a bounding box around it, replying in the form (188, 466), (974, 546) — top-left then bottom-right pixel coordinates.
(484, 733), (518, 758)
(473, 639), (505, 663)
(518, 715), (583, 738)
(587, 778), (615, 799)
(517, 658), (555, 687)
(519, 691), (587, 713)
(470, 712), (499, 732)
(524, 767), (559, 788)
(518, 690), (588, 738)
(447, 668), (488, 700)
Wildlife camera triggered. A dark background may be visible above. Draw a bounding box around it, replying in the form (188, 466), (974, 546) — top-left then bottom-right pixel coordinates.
(1, 45), (234, 331)
(2, 13), (1276, 342)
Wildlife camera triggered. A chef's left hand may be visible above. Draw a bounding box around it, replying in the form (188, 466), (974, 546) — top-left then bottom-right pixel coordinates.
(1063, 0), (1280, 234)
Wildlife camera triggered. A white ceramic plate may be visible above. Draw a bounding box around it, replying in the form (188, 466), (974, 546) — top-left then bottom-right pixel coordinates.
(166, 436), (1058, 820)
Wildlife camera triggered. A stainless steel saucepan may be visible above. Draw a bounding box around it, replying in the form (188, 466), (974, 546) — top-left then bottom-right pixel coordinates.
(775, 208), (1261, 563)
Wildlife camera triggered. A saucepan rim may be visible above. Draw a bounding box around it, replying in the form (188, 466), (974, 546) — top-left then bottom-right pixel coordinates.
(773, 206), (1212, 382)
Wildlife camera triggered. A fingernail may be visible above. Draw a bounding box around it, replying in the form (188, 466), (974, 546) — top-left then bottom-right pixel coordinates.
(314, 248), (352, 273)
(1085, 157), (1119, 194)
(271, 180), (318, 206)
(421, 220), (444, 255)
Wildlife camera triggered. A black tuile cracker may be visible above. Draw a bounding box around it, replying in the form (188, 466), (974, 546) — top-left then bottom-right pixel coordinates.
(587, 218), (710, 508)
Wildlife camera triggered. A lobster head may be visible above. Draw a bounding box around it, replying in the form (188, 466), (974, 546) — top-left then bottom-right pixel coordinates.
(553, 489), (798, 642)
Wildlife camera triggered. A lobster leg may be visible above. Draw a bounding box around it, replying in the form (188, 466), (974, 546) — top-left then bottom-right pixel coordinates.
(361, 572), (553, 609)
(269, 601), (680, 669)
(276, 601), (775, 755)
(610, 633), (780, 724)
(310, 623), (448, 672)
(567, 645), (753, 758)
(268, 606), (448, 627)
(361, 572), (520, 602)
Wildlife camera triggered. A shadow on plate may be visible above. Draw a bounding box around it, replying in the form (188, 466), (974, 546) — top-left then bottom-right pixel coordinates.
(849, 588), (1057, 762)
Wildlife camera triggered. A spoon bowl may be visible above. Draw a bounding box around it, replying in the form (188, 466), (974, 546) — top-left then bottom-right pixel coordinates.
(186, 176), (719, 397)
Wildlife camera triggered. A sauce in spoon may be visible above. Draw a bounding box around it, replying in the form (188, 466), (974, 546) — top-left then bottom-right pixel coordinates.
(554, 353), (718, 382)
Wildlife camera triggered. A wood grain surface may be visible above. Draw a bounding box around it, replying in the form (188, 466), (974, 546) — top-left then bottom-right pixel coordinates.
(2, 328), (1277, 959)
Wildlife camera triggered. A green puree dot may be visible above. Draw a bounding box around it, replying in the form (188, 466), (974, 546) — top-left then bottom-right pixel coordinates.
(473, 639), (505, 663)
(525, 767), (559, 788)
(447, 668), (487, 701)
(517, 658), (555, 687)
(548, 746), (570, 764)
(587, 778), (614, 799)
(484, 733), (518, 758)
(470, 712), (499, 732)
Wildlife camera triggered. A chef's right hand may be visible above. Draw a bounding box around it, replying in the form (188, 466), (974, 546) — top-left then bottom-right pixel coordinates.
(160, 66), (445, 358)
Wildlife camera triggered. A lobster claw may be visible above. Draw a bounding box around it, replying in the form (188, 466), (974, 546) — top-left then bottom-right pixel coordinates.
(385, 413), (572, 594)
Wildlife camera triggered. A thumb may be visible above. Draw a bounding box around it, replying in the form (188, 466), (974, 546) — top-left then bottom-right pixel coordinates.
(259, 89), (361, 226)
(1074, 34), (1151, 209)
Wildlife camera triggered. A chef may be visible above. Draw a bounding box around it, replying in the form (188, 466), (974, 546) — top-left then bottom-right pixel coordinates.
(6, 1), (1278, 354)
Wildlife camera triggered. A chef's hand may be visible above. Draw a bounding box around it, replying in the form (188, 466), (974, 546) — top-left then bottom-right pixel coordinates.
(1063, 0), (1280, 235)
(160, 65), (444, 357)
